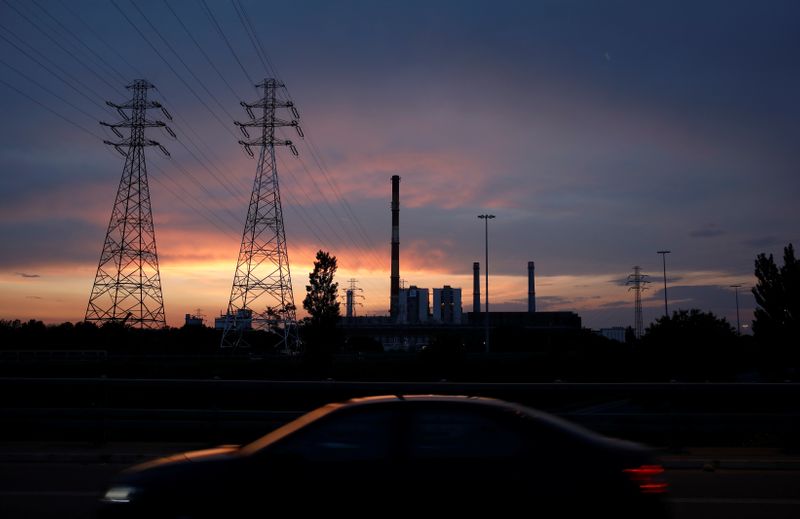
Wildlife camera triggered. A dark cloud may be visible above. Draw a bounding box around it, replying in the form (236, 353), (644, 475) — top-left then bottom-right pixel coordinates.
(613, 276), (631, 287)
(596, 300), (630, 310)
(743, 236), (784, 250)
(0, 220), (102, 269)
(531, 295), (573, 310)
(25, 296), (43, 300)
(16, 272), (40, 278)
(689, 226), (725, 238)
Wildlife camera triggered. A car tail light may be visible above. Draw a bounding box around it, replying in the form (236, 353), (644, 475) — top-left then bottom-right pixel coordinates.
(623, 465), (668, 494)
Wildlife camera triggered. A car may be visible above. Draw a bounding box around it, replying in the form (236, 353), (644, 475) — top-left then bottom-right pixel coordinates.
(99, 395), (671, 518)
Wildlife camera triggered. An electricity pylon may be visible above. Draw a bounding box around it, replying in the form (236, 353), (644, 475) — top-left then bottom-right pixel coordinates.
(627, 265), (650, 339)
(221, 79), (303, 351)
(85, 80), (174, 329)
(345, 278), (364, 319)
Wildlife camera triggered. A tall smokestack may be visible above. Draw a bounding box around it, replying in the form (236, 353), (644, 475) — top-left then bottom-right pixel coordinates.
(528, 261), (536, 313)
(346, 289), (354, 319)
(473, 261), (481, 314)
(390, 175), (400, 319)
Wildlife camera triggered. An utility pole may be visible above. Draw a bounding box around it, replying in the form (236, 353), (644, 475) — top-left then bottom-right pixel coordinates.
(627, 266), (650, 339)
(478, 214), (495, 353)
(86, 79), (174, 329)
(657, 250), (671, 317)
(222, 79), (303, 351)
(730, 284), (742, 335)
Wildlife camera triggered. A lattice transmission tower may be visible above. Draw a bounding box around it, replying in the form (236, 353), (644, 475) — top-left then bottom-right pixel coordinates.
(221, 79), (303, 351)
(627, 265), (650, 339)
(345, 278), (364, 320)
(85, 80), (174, 329)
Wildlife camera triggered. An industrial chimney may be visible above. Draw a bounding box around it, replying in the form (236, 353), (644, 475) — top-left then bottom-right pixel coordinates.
(390, 175), (401, 319)
(528, 261), (536, 313)
(473, 261), (480, 314)
(346, 289), (354, 319)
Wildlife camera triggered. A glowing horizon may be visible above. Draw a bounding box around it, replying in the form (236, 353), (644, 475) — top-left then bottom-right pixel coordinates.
(1, 1), (794, 333)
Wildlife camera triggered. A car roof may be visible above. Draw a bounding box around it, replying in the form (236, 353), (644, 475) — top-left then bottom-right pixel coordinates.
(240, 394), (617, 456)
(343, 394), (559, 420)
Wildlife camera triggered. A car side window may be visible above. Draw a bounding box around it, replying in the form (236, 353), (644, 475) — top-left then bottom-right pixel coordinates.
(408, 406), (526, 459)
(272, 408), (395, 462)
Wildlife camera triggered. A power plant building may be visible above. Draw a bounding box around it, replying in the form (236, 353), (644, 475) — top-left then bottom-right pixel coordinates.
(397, 286), (429, 324)
(214, 308), (253, 331)
(432, 286), (462, 324)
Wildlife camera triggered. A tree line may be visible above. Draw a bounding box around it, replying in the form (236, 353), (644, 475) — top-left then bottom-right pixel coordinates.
(1, 245), (797, 381)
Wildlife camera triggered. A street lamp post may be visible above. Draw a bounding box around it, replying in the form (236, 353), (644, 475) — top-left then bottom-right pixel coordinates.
(478, 214), (495, 353)
(657, 250), (671, 317)
(730, 284), (742, 335)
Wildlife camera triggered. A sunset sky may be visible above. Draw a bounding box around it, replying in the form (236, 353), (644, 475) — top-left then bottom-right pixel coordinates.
(1, 0), (798, 330)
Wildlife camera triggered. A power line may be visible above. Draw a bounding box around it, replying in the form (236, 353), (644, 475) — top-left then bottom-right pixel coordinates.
(3, 13), (339, 265)
(162, 0), (243, 102)
(230, 0), (274, 78)
(0, 29), (246, 233)
(2, 0), (125, 97)
(109, 0), (239, 140)
(276, 144), (385, 270)
(101, 2), (254, 202)
(29, 0), (130, 86)
(148, 161), (241, 238)
(0, 59), (104, 124)
(9, 1), (388, 306)
(225, 0), (380, 258)
(0, 74), (242, 242)
(192, 3), (385, 271)
(0, 26), (113, 117)
(56, 0), (146, 79)
(0, 77), (103, 138)
(231, 0), (280, 81)
(127, 1), (241, 124)
(218, 2), (384, 268)
(199, 0), (256, 88)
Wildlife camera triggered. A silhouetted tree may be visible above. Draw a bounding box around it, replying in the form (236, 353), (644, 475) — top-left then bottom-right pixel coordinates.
(753, 243), (799, 377)
(753, 243), (799, 341)
(302, 251), (342, 366)
(646, 309), (735, 340)
(642, 309), (738, 380)
(303, 250), (340, 327)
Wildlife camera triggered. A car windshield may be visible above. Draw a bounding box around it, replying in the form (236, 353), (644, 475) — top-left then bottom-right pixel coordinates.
(239, 404), (341, 456)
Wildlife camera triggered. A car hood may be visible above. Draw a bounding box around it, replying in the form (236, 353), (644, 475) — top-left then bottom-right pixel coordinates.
(123, 445), (240, 474)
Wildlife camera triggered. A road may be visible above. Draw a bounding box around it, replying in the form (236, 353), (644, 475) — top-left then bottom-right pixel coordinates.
(0, 462), (119, 519)
(1, 451), (799, 518)
(667, 468), (800, 519)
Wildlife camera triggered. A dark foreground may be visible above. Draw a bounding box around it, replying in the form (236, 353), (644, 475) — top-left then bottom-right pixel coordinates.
(2, 380), (798, 518)
(1, 443), (799, 519)
(3, 378), (799, 450)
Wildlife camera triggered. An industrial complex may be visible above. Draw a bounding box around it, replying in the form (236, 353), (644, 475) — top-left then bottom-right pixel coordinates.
(337, 174), (582, 351)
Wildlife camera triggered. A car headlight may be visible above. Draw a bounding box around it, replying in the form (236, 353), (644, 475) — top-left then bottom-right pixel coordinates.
(103, 485), (140, 503)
